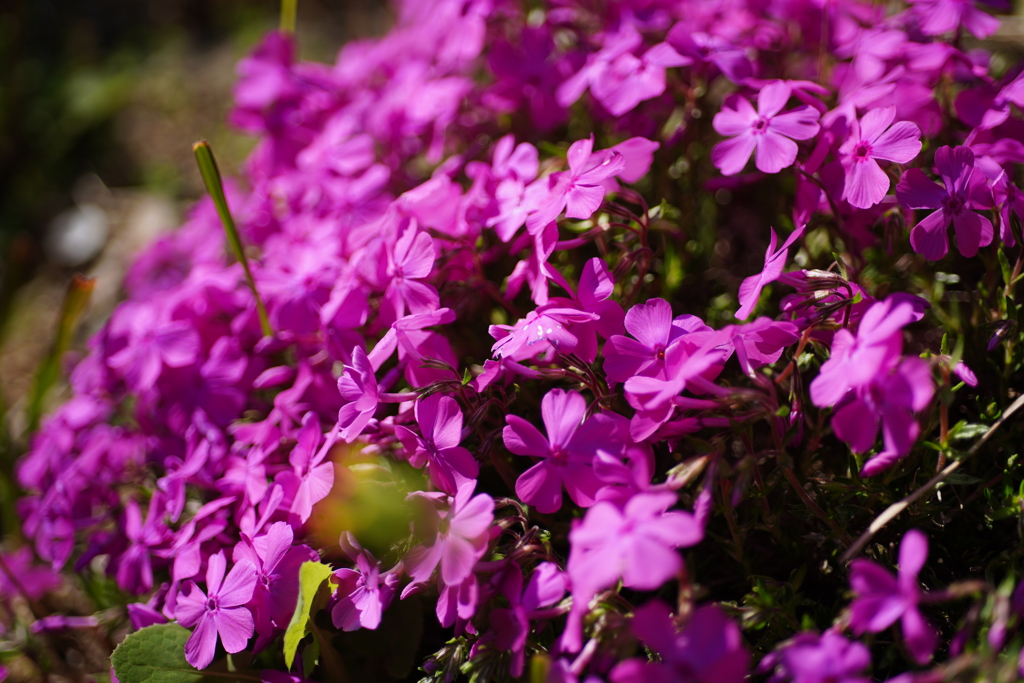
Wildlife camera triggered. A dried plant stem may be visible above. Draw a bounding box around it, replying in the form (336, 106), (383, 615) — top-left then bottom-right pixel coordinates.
(841, 393), (1024, 564)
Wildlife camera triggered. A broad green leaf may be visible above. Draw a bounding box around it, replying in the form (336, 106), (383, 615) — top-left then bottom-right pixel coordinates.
(283, 560), (334, 670)
(111, 623), (259, 683)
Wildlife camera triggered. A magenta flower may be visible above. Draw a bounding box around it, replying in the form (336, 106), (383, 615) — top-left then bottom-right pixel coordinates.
(994, 171), (1024, 247)
(896, 146), (994, 259)
(810, 297), (917, 408)
(849, 529), (938, 665)
(712, 81), (821, 175)
(591, 43), (691, 116)
(736, 226), (804, 320)
(404, 482), (494, 586)
(489, 562), (566, 677)
(106, 301), (200, 392)
(563, 492), (704, 651)
(490, 305), (598, 361)
(384, 225), (439, 320)
(115, 495), (169, 595)
(276, 412), (334, 523)
(336, 346), (378, 442)
(331, 532), (399, 631)
(833, 357), (934, 477)
(503, 388), (624, 514)
(175, 551), (258, 670)
(604, 298), (714, 384)
(810, 298), (933, 473)
(524, 136), (624, 233)
(839, 107), (922, 209)
(775, 630), (871, 683)
(232, 522), (318, 644)
(909, 0), (1001, 39)
(609, 601), (749, 683)
(396, 394), (479, 496)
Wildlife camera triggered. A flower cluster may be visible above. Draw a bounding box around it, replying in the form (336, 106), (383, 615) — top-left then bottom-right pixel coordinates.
(9, 0), (1024, 681)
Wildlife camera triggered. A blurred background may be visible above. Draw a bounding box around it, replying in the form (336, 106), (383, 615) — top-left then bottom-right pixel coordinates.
(0, 0), (389, 435)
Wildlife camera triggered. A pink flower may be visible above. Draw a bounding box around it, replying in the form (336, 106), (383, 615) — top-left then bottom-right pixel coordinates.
(896, 145), (994, 259)
(384, 225), (439, 319)
(735, 226), (804, 320)
(175, 551), (257, 670)
(396, 394), (479, 496)
(336, 346), (378, 442)
(610, 601), (749, 683)
(909, 0), (1001, 39)
(712, 81), (821, 175)
(232, 522), (318, 644)
(839, 107), (922, 209)
(774, 630), (872, 683)
(849, 529), (937, 665)
(524, 136), (624, 233)
(591, 43), (691, 116)
(563, 492), (704, 651)
(489, 562), (566, 677)
(331, 532), (399, 631)
(503, 388), (625, 514)
(809, 297), (934, 474)
(275, 412), (334, 523)
(404, 483), (494, 586)
(115, 495), (169, 595)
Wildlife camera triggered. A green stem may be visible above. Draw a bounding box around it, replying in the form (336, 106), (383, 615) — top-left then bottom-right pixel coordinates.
(280, 0), (298, 34)
(26, 274), (95, 434)
(192, 141), (273, 338)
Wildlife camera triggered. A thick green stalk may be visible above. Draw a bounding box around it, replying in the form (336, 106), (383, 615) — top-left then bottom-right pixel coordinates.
(192, 140), (273, 338)
(281, 0), (298, 34)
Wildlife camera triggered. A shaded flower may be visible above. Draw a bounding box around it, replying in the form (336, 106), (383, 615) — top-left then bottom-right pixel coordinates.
(896, 146), (994, 259)
(849, 529), (937, 665)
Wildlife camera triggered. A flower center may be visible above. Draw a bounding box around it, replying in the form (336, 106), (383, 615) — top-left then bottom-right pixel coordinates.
(206, 596), (219, 611)
(752, 117), (769, 134)
(853, 142), (871, 159)
(550, 446), (569, 466)
(944, 195), (964, 215)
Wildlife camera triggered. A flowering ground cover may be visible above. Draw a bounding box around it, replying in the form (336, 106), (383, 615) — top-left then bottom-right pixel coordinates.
(3, 0), (1024, 681)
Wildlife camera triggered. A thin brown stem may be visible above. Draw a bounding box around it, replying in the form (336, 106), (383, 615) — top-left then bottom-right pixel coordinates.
(841, 393), (1024, 563)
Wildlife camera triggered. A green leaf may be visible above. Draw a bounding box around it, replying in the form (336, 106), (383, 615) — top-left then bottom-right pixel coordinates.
(111, 623), (259, 683)
(946, 473), (983, 486)
(192, 140), (272, 338)
(26, 274), (95, 433)
(999, 247), (1013, 290)
(951, 423), (988, 442)
(283, 560), (335, 670)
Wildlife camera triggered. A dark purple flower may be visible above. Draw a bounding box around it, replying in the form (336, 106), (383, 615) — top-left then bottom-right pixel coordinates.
(896, 146), (994, 259)
(849, 529), (937, 665)
(609, 601), (749, 683)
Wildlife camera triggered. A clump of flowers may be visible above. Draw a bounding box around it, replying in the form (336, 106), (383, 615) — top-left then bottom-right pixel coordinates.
(6, 0), (1024, 681)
